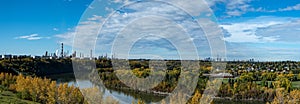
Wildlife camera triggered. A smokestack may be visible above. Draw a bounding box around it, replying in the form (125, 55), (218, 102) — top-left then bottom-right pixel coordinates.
(61, 43), (64, 58)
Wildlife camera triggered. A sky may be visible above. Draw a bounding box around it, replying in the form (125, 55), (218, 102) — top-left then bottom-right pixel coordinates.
(1, 0), (300, 61)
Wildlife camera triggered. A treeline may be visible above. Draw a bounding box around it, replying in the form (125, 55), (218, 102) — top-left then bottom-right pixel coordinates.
(1, 57), (300, 76)
(3, 57), (300, 103)
(98, 67), (182, 92)
(0, 72), (204, 104)
(0, 72), (119, 104)
(0, 58), (73, 76)
(0, 73), (83, 103)
(12, 75), (83, 103)
(217, 72), (300, 103)
(96, 60), (300, 103)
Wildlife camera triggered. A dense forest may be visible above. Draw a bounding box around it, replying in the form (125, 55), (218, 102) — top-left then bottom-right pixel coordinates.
(96, 59), (300, 103)
(0, 57), (73, 76)
(1, 57), (300, 103)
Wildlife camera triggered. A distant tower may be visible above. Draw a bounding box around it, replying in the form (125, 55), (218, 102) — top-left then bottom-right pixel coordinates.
(90, 49), (93, 58)
(72, 51), (77, 58)
(45, 51), (48, 57)
(61, 43), (64, 58)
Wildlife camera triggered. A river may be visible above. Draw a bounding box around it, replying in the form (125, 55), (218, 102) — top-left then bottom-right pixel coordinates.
(46, 73), (266, 104)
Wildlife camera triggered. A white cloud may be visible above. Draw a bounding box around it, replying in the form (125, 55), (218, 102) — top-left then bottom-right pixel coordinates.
(109, 0), (131, 5)
(226, 10), (244, 16)
(109, 0), (212, 16)
(57, 0), (300, 60)
(226, 0), (252, 16)
(220, 16), (300, 43)
(213, 2), (300, 16)
(207, 0), (254, 17)
(53, 28), (59, 31)
(164, 0), (212, 16)
(15, 34), (50, 40)
(222, 16), (300, 61)
(56, 1), (217, 58)
(279, 3), (300, 11)
(55, 15), (103, 51)
(55, 32), (75, 45)
(256, 19), (300, 42)
(87, 15), (103, 21)
(206, 0), (283, 17)
(86, 5), (94, 9)
(222, 23), (281, 43)
(105, 7), (114, 13)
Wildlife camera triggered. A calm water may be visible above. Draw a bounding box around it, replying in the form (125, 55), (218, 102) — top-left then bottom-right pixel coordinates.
(48, 73), (266, 104)
(47, 73), (165, 104)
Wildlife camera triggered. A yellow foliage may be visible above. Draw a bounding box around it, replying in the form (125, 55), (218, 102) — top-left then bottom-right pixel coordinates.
(12, 73), (84, 104)
(190, 90), (202, 104)
(160, 99), (167, 104)
(137, 99), (145, 104)
(0, 73), (15, 87)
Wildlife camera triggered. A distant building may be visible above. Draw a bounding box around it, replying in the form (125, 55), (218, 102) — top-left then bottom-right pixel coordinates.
(203, 73), (233, 78)
(18, 55), (30, 58)
(72, 51), (76, 58)
(2, 55), (12, 59)
(50, 56), (55, 59)
(204, 57), (212, 61)
(12, 55), (18, 59)
(45, 51), (48, 57)
(42, 56), (51, 59)
(32, 56), (41, 59)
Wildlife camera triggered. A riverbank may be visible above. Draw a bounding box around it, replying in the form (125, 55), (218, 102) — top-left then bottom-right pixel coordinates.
(44, 72), (269, 104)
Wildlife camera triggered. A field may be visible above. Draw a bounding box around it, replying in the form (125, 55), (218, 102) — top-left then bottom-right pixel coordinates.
(0, 90), (39, 104)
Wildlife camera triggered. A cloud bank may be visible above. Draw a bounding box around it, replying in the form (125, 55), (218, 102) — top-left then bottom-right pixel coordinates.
(15, 34), (50, 40)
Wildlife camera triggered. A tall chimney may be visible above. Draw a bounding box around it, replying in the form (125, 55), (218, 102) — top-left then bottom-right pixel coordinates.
(61, 43), (64, 58)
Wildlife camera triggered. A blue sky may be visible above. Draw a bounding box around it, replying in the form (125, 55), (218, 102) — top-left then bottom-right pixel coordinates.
(1, 0), (300, 61)
(0, 0), (92, 55)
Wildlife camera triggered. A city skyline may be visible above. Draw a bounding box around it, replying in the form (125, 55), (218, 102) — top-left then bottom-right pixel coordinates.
(0, 0), (300, 61)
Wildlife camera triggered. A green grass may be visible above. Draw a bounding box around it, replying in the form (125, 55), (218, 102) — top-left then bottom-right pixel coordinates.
(222, 78), (300, 89)
(222, 78), (229, 83)
(0, 91), (39, 104)
(292, 81), (300, 88)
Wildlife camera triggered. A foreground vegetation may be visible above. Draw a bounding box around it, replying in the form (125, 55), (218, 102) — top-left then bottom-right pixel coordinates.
(0, 72), (119, 104)
(97, 59), (300, 103)
(0, 90), (38, 104)
(1, 57), (300, 103)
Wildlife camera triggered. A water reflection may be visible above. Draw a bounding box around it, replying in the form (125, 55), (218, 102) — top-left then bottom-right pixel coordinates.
(48, 73), (266, 104)
(48, 72), (164, 104)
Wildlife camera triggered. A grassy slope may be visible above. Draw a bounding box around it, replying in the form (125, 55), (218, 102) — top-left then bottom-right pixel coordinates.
(0, 91), (39, 104)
